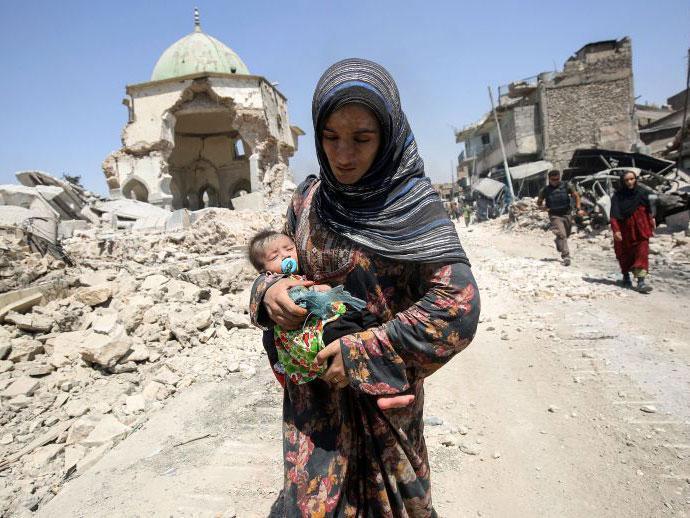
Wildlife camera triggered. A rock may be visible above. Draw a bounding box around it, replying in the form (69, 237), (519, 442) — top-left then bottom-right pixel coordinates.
(499, 314), (508, 320)
(125, 394), (145, 414)
(66, 415), (101, 445)
(227, 361), (240, 373)
(27, 363), (54, 377)
(79, 270), (114, 287)
(183, 260), (251, 292)
(0, 360), (13, 373)
(7, 338), (44, 363)
(78, 327), (132, 368)
(109, 361), (138, 374)
(4, 311), (54, 333)
(63, 444), (87, 470)
(0, 433), (13, 445)
(457, 425), (469, 435)
(459, 443), (480, 455)
(440, 435), (458, 447)
(64, 400), (90, 418)
(548, 405), (559, 413)
(73, 284), (112, 306)
(424, 416), (443, 426)
(492, 452), (501, 459)
(152, 366), (180, 386)
(223, 310), (251, 329)
(193, 309), (213, 330)
(81, 415), (130, 447)
(140, 274), (169, 292)
(7, 395), (32, 410)
(161, 279), (201, 303)
(27, 444), (64, 469)
(92, 401), (112, 415)
(142, 381), (167, 401)
(640, 405), (657, 413)
(89, 309), (120, 335)
(124, 341), (149, 363)
(1, 377), (40, 398)
(0, 343), (10, 360)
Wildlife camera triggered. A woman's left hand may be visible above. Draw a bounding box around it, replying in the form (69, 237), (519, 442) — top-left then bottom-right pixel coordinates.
(316, 340), (350, 389)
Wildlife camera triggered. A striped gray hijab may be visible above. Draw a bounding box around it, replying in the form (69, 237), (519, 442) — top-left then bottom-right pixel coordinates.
(312, 58), (469, 265)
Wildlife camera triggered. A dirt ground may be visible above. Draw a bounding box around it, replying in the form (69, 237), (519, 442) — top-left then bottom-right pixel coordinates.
(37, 221), (690, 518)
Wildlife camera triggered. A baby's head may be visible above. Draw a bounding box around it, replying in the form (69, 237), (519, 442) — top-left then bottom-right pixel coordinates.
(248, 229), (298, 274)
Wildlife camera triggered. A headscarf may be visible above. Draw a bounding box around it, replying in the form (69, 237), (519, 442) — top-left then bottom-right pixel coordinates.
(610, 173), (650, 220)
(311, 58), (468, 265)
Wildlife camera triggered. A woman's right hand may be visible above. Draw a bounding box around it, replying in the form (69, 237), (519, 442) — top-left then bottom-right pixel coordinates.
(264, 277), (314, 330)
(613, 231), (623, 242)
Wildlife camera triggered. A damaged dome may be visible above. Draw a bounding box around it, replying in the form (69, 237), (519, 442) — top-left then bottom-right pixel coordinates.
(151, 9), (250, 81)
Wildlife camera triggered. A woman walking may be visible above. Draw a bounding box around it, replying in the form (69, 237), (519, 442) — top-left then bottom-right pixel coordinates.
(250, 58), (480, 517)
(610, 170), (655, 293)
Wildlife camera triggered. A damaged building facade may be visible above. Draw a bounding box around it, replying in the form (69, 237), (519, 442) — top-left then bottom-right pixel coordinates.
(456, 38), (637, 193)
(103, 12), (303, 210)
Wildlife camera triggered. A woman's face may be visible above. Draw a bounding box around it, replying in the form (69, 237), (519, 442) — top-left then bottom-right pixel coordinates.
(321, 104), (381, 185)
(623, 172), (637, 189)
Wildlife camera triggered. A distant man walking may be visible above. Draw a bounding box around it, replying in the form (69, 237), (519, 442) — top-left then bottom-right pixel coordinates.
(537, 170), (584, 266)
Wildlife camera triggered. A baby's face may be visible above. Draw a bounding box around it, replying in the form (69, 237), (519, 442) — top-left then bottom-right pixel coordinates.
(261, 235), (298, 273)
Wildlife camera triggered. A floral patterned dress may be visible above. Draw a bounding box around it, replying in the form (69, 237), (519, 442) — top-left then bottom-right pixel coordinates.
(250, 179), (481, 517)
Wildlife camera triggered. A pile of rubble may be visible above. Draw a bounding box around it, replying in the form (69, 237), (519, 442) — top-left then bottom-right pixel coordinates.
(0, 203), (284, 515)
(504, 196), (690, 258)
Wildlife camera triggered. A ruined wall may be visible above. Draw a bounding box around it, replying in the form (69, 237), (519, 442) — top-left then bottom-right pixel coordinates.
(513, 104), (540, 156)
(104, 74), (299, 208)
(541, 38), (636, 171)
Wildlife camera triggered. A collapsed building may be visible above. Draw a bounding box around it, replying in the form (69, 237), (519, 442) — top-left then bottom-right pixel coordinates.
(102, 10), (303, 210)
(456, 38), (637, 195)
(638, 87), (689, 168)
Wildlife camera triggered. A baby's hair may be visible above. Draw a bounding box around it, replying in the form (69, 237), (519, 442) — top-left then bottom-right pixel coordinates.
(248, 229), (282, 271)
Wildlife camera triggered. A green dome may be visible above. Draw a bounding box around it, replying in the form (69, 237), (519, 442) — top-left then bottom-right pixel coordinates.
(151, 22), (249, 81)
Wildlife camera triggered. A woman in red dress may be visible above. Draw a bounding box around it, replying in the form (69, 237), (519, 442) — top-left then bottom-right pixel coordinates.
(610, 170), (656, 293)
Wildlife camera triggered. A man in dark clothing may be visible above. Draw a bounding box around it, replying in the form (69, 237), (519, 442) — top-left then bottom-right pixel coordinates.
(537, 170), (584, 266)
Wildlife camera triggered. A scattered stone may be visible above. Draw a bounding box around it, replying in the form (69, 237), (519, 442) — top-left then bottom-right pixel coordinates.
(460, 443), (480, 455)
(4, 311), (54, 333)
(640, 405), (657, 414)
(152, 366), (180, 386)
(424, 416), (443, 426)
(81, 415), (130, 447)
(73, 284), (112, 306)
(64, 400), (90, 418)
(548, 405), (559, 413)
(0, 433), (13, 445)
(125, 394), (146, 414)
(1, 376), (40, 399)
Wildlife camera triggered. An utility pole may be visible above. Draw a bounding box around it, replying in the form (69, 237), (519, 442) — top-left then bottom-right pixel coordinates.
(678, 48), (690, 172)
(488, 86), (516, 204)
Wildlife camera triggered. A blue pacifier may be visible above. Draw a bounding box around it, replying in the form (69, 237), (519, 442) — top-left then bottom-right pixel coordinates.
(281, 257), (298, 274)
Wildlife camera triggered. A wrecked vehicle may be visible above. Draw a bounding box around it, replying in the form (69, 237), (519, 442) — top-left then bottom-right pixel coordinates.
(568, 149), (690, 230)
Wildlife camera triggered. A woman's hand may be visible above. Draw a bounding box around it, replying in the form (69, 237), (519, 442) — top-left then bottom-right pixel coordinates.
(613, 231), (623, 242)
(264, 277), (313, 330)
(316, 340), (350, 389)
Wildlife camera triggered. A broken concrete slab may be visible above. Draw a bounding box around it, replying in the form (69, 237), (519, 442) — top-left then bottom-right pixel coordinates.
(81, 415), (130, 448)
(4, 311), (54, 333)
(73, 284), (112, 306)
(7, 338), (44, 363)
(78, 328), (132, 369)
(1, 377), (40, 399)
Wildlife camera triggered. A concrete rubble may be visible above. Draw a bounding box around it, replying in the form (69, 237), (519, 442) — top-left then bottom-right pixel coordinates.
(0, 191), (284, 515)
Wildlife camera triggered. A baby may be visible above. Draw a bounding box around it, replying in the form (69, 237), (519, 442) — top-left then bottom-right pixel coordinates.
(248, 229), (413, 410)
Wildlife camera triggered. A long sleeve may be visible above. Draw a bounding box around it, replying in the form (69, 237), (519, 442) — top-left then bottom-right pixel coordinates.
(249, 273), (285, 330)
(610, 216), (621, 233)
(340, 262), (480, 395)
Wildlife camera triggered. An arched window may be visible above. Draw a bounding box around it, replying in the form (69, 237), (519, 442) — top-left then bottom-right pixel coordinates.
(122, 179), (149, 202)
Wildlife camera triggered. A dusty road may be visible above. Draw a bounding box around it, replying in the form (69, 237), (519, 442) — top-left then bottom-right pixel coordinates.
(39, 222), (690, 517)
